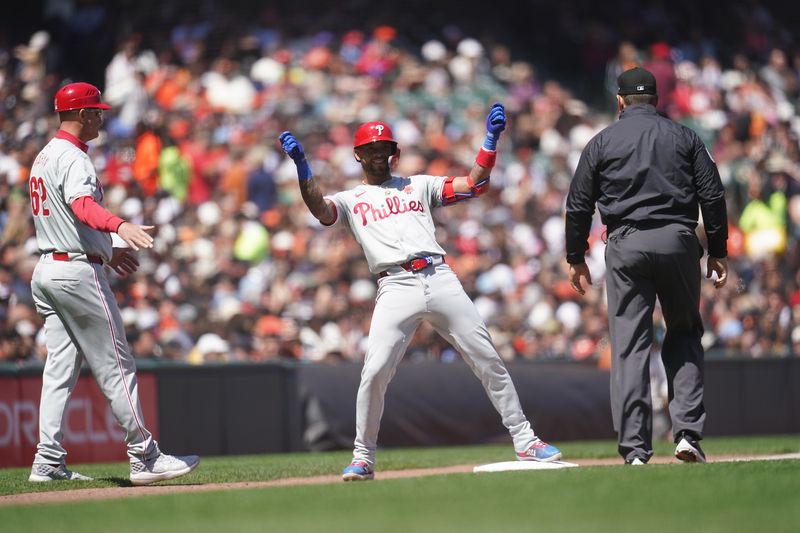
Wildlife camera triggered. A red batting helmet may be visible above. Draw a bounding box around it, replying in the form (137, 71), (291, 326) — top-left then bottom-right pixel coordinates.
(54, 82), (112, 113)
(354, 121), (396, 148)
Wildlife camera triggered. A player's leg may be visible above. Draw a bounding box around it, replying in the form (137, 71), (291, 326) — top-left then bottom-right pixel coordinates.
(653, 225), (705, 459)
(605, 229), (658, 464)
(423, 265), (546, 457)
(349, 275), (424, 472)
(51, 264), (158, 462)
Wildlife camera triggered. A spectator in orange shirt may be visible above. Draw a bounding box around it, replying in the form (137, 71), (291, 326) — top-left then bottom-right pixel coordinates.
(133, 122), (161, 196)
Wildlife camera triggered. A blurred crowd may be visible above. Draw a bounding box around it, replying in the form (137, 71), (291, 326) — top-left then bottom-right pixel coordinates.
(2, 1), (800, 367)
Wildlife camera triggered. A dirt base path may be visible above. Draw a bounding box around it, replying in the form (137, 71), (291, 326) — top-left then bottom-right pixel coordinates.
(3, 453), (798, 507)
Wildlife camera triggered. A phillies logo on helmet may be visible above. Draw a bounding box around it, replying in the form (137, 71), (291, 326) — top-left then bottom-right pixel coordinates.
(354, 121), (396, 148)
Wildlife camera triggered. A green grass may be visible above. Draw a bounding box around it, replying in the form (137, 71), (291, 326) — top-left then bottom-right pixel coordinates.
(1, 435), (798, 533)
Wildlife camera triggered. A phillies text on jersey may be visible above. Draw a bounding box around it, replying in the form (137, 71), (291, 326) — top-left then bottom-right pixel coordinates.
(326, 175), (448, 274)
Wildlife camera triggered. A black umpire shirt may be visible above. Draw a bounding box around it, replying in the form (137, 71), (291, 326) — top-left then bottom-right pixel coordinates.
(565, 104), (728, 264)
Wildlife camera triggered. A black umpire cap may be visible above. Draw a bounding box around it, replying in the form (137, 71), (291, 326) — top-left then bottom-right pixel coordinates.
(617, 67), (657, 95)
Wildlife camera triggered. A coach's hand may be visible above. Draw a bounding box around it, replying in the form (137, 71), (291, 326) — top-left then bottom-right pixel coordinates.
(569, 262), (593, 296)
(486, 103), (507, 137)
(109, 247), (140, 278)
(707, 256), (728, 289)
(117, 222), (155, 251)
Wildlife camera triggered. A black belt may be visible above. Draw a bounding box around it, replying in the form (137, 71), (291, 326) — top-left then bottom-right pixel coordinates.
(379, 255), (443, 278)
(609, 219), (693, 235)
(52, 252), (103, 265)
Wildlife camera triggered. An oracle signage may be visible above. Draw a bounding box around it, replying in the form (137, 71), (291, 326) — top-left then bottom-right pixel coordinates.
(0, 373), (158, 467)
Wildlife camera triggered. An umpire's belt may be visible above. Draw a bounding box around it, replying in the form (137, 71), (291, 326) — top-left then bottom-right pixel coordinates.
(379, 255), (443, 278)
(606, 219), (677, 240)
(51, 251), (104, 265)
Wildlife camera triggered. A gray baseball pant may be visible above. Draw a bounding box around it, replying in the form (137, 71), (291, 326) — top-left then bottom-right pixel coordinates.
(352, 263), (536, 465)
(30, 255), (158, 465)
(604, 223), (706, 463)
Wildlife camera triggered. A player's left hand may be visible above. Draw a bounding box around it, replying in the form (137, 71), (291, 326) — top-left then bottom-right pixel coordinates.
(568, 262), (592, 296)
(486, 103), (507, 136)
(109, 247), (140, 278)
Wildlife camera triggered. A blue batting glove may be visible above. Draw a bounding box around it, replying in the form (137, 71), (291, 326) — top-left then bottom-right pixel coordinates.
(485, 103), (507, 136)
(279, 131), (305, 162)
(279, 131), (312, 181)
(484, 103), (506, 151)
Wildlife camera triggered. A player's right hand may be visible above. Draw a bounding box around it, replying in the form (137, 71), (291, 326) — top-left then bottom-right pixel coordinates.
(486, 103), (507, 136)
(279, 131), (305, 162)
(117, 222), (155, 251)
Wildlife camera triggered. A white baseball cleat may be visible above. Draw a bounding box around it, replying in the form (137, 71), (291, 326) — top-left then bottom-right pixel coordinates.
(130, 452), (200, 486)
(28, 463), (93, 482)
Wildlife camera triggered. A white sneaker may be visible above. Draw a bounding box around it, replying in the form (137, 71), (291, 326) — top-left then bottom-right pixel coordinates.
(29, 463), (93, 482)
(675, 435), (707, 463)
(629, 457), (646, 466)
(130, 453), (200, 486)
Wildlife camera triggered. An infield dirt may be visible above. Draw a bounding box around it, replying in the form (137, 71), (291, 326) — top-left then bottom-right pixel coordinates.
(2, 452), (799, 507)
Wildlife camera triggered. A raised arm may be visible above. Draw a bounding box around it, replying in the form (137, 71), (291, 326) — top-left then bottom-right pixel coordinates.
(443, 103), (506, 203)
(279, 131), (336, 225)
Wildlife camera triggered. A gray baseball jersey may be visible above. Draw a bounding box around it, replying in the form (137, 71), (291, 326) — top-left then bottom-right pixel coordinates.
(326, 174), (538, 466)
(30, 131), (113, 262)
(29, 130), (158, 466)
(326, 175), (447, 273)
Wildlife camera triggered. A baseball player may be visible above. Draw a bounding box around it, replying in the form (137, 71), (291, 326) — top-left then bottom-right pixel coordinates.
(279, 103), (562, 481)
(27, 82), (199, 485)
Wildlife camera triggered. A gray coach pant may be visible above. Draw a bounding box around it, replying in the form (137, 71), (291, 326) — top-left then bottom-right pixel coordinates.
(31, 254), (158, 465)
(605, 222), (706, 463)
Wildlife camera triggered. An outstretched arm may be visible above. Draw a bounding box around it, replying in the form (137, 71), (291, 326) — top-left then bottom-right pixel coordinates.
(279, 131), (335, 225)
(444, 103), (506, 201)
(71, 196), (155, 250)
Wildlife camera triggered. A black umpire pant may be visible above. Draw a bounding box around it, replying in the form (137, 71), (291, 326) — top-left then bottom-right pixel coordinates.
(605, 222), (706, 463)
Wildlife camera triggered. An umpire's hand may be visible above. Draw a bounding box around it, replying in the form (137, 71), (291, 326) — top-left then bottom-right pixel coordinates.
(568, 262), (592, 296)
(707, 256), (728, 289)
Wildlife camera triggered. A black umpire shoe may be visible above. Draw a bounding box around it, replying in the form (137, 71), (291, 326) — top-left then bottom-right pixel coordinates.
(675, 431), (707, 463)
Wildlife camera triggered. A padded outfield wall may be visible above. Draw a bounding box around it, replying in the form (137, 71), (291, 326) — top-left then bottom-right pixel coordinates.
(1, 359), (798, 466)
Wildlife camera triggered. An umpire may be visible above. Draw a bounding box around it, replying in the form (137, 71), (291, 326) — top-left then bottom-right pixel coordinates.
(565, 67), (729, 465)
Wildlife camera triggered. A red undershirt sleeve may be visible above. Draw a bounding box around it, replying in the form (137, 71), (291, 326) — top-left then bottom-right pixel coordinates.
(70, 196), (126, 233)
